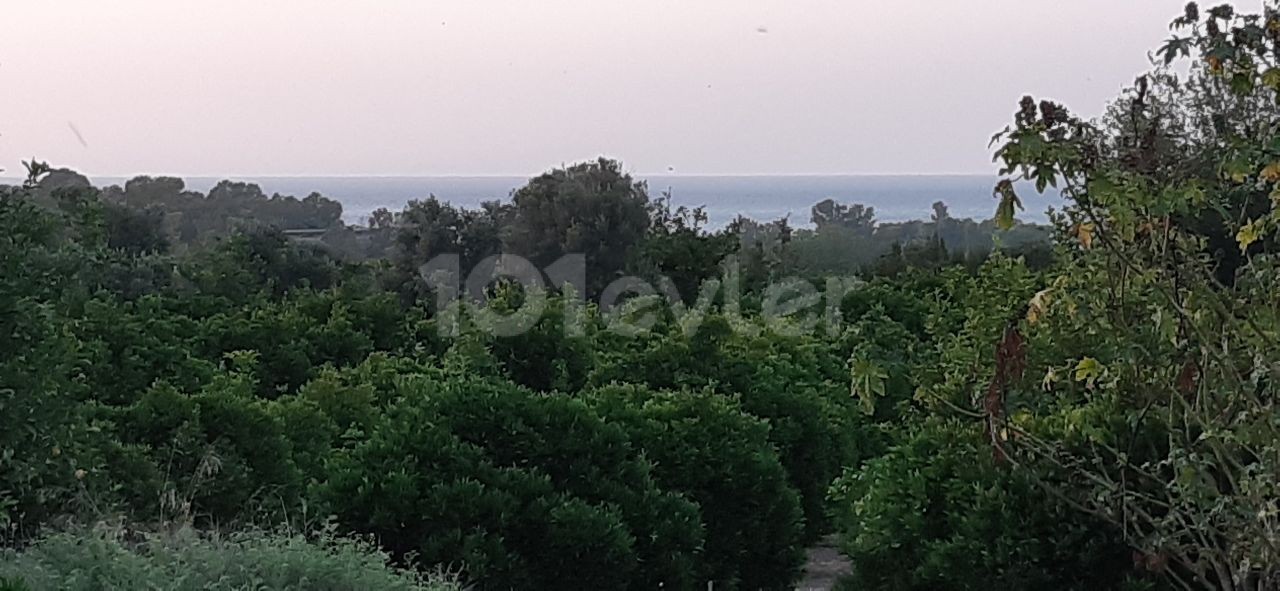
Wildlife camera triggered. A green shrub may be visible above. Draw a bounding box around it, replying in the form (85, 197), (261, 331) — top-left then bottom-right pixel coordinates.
(413, 376), (704, 589)
(486, 299), (594, 393)
(828, 419), (1145, 591)
(0, 529), (456, 591)
(322, 376), (702, 590)
(584, 384), (806, 590)
(94, 371), (303, 525)
(590, 315), (857, 542)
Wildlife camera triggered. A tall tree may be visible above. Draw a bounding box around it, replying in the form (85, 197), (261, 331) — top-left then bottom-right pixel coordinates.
(982, 3), (1280, 588)
(504, 158), (651, 296)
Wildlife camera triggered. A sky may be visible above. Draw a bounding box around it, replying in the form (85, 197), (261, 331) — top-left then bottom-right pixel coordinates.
(0, 0), (1241, 176)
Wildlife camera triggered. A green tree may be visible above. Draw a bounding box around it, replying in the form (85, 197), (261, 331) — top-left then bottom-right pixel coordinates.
(505, 158), (651, 296)
(975, 3), (1280, 588)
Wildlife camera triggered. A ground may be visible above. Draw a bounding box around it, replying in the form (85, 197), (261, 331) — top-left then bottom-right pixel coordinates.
(795, 537), (852, 591)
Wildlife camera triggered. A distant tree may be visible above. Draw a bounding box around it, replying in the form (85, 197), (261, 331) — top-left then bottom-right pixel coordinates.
(393, 196), (507, 270)
(37, 169), (91, 191)
(811, 198), (875, 234)
(930, 201), (950, 224)
(208, 180), (266, 204)
(460, 201), (509, 268)
(102, 202), (168, 255)
(120, 176), (189, 208)
(296, 192), (344, 228)
(504, 158), (650, 296)
(728, 215), (793, 288)
(184, 227), (341, 300)
(632, 192), (738, 300)
(368, 207), (395, 230)
(386, 197), (508, 302)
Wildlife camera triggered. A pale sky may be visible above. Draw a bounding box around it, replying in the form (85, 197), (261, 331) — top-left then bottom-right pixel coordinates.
(0, 0), (1232, 176)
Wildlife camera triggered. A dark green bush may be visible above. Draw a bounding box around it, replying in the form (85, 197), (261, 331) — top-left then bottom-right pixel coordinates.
(322, 376), (702, 590)
(485, 295), (594, 393)
(94, 370), (302, 525)
(828, 419), (1146, 591)
(590, 314), (857, 542)
(584, 384), (806, 590)
(413, 376), (704, 589)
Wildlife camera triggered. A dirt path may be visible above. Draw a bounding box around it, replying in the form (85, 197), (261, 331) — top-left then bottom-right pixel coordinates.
(794, 536), (852, 590)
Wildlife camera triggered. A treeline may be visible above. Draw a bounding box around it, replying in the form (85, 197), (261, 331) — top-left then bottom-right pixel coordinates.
(11, 158), (1052, 286)
(14, 168), (345, 253)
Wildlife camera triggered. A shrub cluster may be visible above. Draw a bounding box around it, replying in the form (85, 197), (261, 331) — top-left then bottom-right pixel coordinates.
(0, 529), (456, 591)
(0, 180), (853, 589)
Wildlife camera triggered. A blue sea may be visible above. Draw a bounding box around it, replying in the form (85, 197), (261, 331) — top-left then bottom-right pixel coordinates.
(63, 175), (1061, 228)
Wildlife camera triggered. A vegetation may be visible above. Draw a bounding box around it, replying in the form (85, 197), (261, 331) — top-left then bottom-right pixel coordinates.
(8, 2), (1280, 590)
(0, 530), (457, 591)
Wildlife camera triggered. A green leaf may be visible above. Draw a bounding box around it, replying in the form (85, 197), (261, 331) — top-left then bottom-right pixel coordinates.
(850, 356), (888, 416)
(1221, 157), (1253, 183)
(1073, 357), (1103, 388)
(1231, 72), (1257, 95)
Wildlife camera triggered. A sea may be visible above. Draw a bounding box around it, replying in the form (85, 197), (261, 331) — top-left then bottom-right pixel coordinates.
(24, 174), (1063, 229)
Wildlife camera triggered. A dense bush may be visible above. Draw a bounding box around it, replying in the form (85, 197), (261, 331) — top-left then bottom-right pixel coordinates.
(0, 530), (455, 591)
(583, 384), (806, 590)
(91, 367), (303, 525)
(0, 194), (105, 535)
(828, 419), (1143, 591)
(322, 376), (704, 590)
(591, 314), (858, 541)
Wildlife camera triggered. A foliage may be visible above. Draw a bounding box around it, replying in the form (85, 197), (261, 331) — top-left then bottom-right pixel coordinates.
(829, 419), (1144, 591)
(101, 176), (344, 249)
(0, 187), (102, 535)
(583, 384), (805, 590)
(504, 157), (652, 296)
(0, 155), (1076, 591)
(634, 193), (741, 299)
(0, 529), (457, 591)
(322, 376), (704, 590)
(973, 3), (1280, 588)
(588, 312), (858, 542)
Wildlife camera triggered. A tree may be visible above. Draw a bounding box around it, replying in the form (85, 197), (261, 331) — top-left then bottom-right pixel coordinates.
(323, 376), (703, 590)
(102, 202), (168, 255)
(632, 192), (739, 301)
(977, 3), (1280, 588)
(584, 385), (806, 590)
(387, 197), (508, 302)
(504, 158), (651, 296)
(811, 198), (876, 234)
(368, 207), (395, 230)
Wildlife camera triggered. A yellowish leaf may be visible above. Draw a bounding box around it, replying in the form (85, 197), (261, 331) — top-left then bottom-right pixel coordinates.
(1261, 162), (1280, 182)
(1026, 288), (1054, 325)
(1075, 222), (1096, 249)
(1264, 68), (1280, 90)
(1237, 219), (1264, 253)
